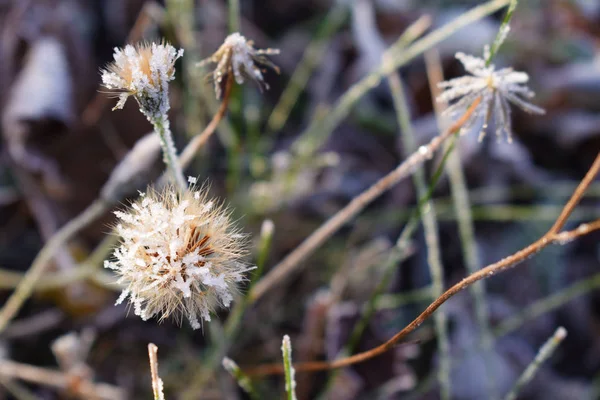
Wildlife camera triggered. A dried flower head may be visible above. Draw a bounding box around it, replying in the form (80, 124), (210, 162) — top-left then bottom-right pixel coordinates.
(437, 47), (545, 142)
(198, 32), (279, 98)
(101, 41), (183, 120)
(104, 183), (253, 330)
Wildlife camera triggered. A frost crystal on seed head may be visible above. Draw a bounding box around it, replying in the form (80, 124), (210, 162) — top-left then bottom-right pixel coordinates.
(104, 185), (253, 330)
(101, 41), (183, 120)
(198, 32), (280, 99)
(437, 46), (545, 143)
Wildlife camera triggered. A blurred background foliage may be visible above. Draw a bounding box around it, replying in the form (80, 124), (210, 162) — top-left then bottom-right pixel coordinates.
(0, 0), (599, 399)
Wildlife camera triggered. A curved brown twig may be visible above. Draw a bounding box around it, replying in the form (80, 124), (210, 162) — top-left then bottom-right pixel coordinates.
(179, 74), (234, 168)
(244, 151), (600, 377)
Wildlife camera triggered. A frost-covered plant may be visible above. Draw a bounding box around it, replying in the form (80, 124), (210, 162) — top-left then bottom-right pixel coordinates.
(101, 41), (186, 189)
(281, 335), (297, 400)
(101, 42), (183, 121)
(104, 183), (253, 330)
(437, 46), (545, 142)
(198, 32), (279, 98)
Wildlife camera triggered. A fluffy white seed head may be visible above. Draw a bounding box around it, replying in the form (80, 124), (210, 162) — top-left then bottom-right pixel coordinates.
(198, 32), (280, 99)
(101, 41), (183, 120)
(437, 47), (545, 142)
(104, 185), (253, 330)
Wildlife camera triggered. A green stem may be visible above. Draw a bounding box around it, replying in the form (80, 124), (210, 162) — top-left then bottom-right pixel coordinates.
(504, 327), (566, 400)
(442, 83), (498, 400)
(485, 0), (518, 65)
(494, 272), (600, 337)
(281, 335), (297, 400)
(225, 220), (274, 337)
(319, 136), (458, 399)
(228, 0), (241, 33)
(292, 0), (510, 157)
(266, 2), (350, 134)
(222, 357), (261, 400)
(183, 221), (275, 396)
(390, 74), (450, 400)
(153, 116), (187, 190)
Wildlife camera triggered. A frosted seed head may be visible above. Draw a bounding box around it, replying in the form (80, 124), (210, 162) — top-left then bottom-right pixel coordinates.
(198, 32), (280, 99)
(104, 184), (254, 330)
(436, 46), (545, 142)
(101, 41), (183, 120)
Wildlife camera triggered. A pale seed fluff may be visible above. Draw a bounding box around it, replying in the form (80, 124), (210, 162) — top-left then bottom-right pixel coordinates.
(104, 185), (253, 330)
(437, 46), (545, 143)
(198, 32), (279, 99)
(101, 41), (183, 120)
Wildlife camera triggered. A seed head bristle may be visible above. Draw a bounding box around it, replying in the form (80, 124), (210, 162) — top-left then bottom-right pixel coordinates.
(104, 184), (254, 330)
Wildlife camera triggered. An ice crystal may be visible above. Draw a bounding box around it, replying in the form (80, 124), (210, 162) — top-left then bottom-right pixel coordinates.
(101, 42), (183, 120)
(198, 32), (279, 99)
(437, 47), (545, 142)
(104, 185), (252, 330)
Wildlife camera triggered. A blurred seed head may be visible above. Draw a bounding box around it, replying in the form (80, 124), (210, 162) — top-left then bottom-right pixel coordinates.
(104, 185), (253, 330)
(101, 41), (183, 120)
(198, 32), (280, 99)
(437, 46), (545, 143)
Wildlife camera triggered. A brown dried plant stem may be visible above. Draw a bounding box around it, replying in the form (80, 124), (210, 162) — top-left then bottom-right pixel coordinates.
(245, 151), (600, 377)
(148, 343), (165, 400)
(179, 74), (234, 167)
(0, 359), (124, 399)
(249, 97), (482, 303)
(0, 199), (108, 334)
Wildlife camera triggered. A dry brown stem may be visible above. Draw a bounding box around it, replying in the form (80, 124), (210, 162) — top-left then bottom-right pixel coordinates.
(179, 73), (234, 167)
(0, 359), (124, 399)
(148, 343), (165, 400)
(245, 151), (600, 377)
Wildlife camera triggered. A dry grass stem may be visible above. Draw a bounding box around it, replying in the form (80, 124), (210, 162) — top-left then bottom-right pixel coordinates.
(266, 2), (349, 134)
(388, 71), (450, 399)
(244, 151), (600, 376)
(249, 97), (482, 303)
(0, 359), (124, 400)
(292, 0), (509, 156)
(504, 326), (567, 400)
(0, 200), (108, 334)
(494, 272), (600, 338)
(179, 73), (234, 167)
(148, 343), (165, 400)
(426, 47), (496, 396)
